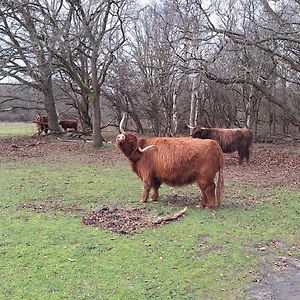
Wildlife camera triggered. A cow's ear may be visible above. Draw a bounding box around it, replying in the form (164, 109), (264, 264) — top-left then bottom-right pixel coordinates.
(136, 138), (146, 150)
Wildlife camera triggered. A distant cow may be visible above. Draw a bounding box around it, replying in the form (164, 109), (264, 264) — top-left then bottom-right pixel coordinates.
(189, 125), (253, 165)
(116, 115), (224, 209)
(59, 119), (78, 132)
(34, 114), (48, 135)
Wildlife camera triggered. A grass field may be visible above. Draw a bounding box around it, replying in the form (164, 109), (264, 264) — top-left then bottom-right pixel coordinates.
(0, 123), (299, 299)
(0, 122), (36, 137)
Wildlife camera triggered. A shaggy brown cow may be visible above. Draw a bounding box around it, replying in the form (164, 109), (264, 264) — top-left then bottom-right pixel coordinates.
(189, 126), (253, 165)
(34, 114), (48, 135)
(59, 119), (78, 131)
(116, 116), (224, 209)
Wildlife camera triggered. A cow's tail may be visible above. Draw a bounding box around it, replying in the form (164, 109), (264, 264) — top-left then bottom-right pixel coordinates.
(216, 149), (224, 207)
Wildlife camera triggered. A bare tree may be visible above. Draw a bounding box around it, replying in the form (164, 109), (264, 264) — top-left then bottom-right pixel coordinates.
(198, 0), (300, 127)
(127, 4), (186, 136)
(39, 0), (130, 146)
(0, 0), (60, 131)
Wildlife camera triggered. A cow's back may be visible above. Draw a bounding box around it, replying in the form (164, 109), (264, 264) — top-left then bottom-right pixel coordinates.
(139, 137), (222, 186)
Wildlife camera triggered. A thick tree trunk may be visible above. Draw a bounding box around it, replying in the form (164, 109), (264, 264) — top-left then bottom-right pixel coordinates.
(77, 94), (92, 131)
(42, 81), (60, 133)
(91, 47), (104, 147)
(92, 97), (104, 147)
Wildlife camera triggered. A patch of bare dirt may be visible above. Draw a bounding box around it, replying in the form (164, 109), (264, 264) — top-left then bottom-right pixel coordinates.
(0, 135), (120, 165)
(246, 239), (300, 300)
(160, 193), (200, 208)
(82, 205), (187, 235)
(82, 205), (152, 234)
(224, 143), (300, 190)
(247, 271), (300, 300)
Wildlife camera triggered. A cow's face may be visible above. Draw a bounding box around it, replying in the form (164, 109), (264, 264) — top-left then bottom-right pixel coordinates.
(191, 128), (208, 139)
(115, 133), (139, 157)
(36, 114), (47, 124)
(36, 114), (42, 123)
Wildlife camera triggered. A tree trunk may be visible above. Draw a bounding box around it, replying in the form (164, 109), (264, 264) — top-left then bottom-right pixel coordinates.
(92, 97), (104, 147)
(245, 86), (253, 129)
(91, 46), (104, 147)
(189, 76), (197, 132)
(42, 81), (60, 133)
(127, 97), (144, 134)
(130, 112), (144, 134)
(171, 85), (179, 136)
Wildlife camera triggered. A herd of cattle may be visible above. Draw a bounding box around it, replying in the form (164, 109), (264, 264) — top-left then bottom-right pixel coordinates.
(34, 113), (253, 209)
(33, 114), (78, 135)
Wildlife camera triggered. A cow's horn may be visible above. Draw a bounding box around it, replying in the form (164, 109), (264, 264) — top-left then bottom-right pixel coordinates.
(119, 113), (126, 134)
(138, 145), (156, 153)
(187, 124), (195, 129)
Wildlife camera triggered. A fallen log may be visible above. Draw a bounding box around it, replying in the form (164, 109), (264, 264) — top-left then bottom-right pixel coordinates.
(152, 207), (187, 225)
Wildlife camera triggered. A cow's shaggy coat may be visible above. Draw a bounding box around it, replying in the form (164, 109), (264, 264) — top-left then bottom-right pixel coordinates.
(34, 114), (48, 135)
(191, 127), (253, 164)
(58, 119), (78, 131)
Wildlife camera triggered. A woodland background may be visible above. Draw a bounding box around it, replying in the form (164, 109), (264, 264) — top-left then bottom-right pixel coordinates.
(1, 0), (300, 146)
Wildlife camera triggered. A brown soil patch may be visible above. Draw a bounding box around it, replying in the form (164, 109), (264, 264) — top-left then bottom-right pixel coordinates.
(224, 143), (300, 190)
(82, 205), (152, 235)
(246, 239), (300, 300)
(82, 205), (188, 235)
(0, 135), (121, 165)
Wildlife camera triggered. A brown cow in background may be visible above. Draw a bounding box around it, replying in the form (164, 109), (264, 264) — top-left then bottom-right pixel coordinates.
(189, 126), (253, 165)
(34, 114), (48, 135)
(58, 119), (78, 132)
(116, 115), (224, 209)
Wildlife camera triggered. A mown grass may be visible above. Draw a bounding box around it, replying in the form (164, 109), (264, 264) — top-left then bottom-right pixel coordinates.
(0, 152), (299, 300)
(0, 122), (36, 137)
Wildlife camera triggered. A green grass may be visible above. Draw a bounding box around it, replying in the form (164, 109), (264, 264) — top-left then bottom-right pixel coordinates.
(0, 155), (299, 300)
(0, 122), (36, 137)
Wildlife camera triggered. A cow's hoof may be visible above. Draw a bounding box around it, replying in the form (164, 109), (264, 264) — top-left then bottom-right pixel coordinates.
(205, 206), (214, 210)
(196, 204), (205, 208)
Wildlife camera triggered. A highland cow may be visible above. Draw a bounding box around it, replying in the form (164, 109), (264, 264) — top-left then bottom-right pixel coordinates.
(116, 115), (224, 209)
(34, 114), (48, 135)
(59, 119), (78, 132)
(189, 126), (253, 165)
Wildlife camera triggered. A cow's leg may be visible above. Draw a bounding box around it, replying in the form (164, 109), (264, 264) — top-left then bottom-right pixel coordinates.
(151, 181), (161, 201)
(197, 193), (207, 208)
(37, 124), (42, 135)
(198, 179), (216, 209)
(197, 179), (209, 208)
(238, 150), (244, 165)
(141, 183), (151, 203)
(205, 181), (216, 209)
(140, 176), (154, 203)
(245, 148), (250, 163)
